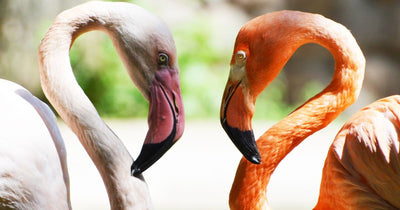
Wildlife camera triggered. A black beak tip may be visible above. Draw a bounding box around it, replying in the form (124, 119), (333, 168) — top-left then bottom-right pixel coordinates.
(249, 153), (261, 164)
(131, 163), (142, 176)
(221, 119), (261, 164)
(130, 139), (175, 176)
(130, 143), (165, 176)
(241, 145), (261, 164)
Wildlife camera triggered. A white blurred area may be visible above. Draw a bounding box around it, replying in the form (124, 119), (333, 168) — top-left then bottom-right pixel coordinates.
(62, 119), (341, 209)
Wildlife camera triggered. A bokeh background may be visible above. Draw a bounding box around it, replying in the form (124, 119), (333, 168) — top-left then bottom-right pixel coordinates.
(1, 0), (399, 209)
(3, 0), (399, 120)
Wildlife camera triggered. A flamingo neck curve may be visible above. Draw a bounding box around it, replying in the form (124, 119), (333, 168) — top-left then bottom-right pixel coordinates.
(38, 2), (154, 209)
(230, 11), (365, 209)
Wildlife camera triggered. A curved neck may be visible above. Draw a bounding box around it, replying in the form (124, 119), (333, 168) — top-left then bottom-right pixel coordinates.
(230, 12), (365, 209)
(38, 2), (152, 209)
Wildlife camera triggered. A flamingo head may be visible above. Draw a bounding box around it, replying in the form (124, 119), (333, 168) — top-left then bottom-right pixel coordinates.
(130, 50), (185, 176)
(115, 11), (185, 176)
(220, 47), (261, 164)
(220, 13), (298, 164)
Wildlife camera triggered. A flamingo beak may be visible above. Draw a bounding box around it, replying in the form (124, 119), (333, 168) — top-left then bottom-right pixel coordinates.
(131, 68), (184, 176)
(220, 78), (261, 164)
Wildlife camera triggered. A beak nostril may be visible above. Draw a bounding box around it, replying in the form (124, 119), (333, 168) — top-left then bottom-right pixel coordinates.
(172, 93), (179, 115)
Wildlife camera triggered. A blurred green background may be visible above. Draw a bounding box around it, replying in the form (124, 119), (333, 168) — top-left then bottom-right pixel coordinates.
(1, 0), (399, 121)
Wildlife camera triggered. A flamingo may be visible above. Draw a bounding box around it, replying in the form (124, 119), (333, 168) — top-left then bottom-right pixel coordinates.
(0, 1), (184, 209)
(221, 10), (399, 209)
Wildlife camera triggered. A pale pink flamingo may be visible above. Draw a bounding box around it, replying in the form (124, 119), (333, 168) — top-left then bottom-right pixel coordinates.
(0, 1), (184, 209)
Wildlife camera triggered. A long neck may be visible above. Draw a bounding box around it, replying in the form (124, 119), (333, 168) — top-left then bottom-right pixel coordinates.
(230, 12), (365, 209)
(38, 2), (152, 209)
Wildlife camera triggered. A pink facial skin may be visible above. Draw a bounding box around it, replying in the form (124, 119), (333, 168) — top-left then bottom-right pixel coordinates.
(145, 68), (184, 145)
(131, 67), (184, 176)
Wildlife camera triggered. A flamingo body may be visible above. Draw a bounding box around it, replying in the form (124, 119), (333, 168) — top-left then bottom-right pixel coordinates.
(0, 79), (70, 209)
(316, 96), (400, 209)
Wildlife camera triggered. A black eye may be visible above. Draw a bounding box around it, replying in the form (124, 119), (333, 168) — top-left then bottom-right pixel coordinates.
(158, 53), (169, 66)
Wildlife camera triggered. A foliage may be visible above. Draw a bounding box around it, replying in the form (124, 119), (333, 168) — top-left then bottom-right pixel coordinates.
(70, 32), (148, 118)
(172, 18), (230, 119)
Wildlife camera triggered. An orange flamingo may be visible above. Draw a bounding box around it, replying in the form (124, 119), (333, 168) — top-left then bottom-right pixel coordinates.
(221, 10), (400, 209)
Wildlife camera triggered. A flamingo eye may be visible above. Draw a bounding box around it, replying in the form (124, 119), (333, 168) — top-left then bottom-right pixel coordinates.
(236, 51), (247, 63)
(158, 53), (169, 66)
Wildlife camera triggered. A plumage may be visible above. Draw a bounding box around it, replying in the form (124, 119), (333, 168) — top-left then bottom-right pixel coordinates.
(316, 96), (400, 209)
(220, 10), (398, 209)
(0, 1), (184, 209)
(0, 79), (71, 209)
